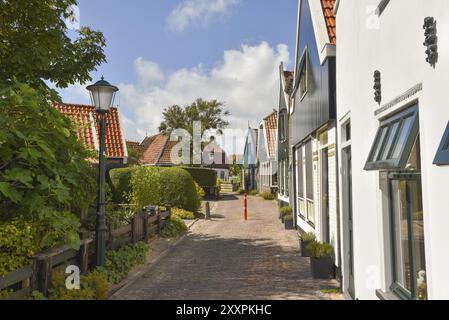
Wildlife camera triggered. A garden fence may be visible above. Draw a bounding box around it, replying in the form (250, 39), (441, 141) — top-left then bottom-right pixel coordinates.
(0, 206), (171, 300)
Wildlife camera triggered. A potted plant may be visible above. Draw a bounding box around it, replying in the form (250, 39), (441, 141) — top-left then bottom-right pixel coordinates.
(283, 214), (294, 230)
(279, 206), (293, 221)
(299, 232), (316, 257)
(307, 241), (335, 279)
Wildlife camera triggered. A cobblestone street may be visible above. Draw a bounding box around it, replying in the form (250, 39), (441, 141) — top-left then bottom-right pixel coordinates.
(112, 194), (340, 300)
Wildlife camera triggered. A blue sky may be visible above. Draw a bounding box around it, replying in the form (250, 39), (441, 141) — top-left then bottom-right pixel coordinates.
(60, 0), (298, 152)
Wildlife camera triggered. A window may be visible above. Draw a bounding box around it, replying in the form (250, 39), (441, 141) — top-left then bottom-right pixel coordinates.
(389, 137), (427, 300)
(279, 111), (287, 141)
(220, 171), (225, 180)
(297, 48), (308, 100)
(433, 121), (449, 165)
(297, 148), (305, 217)
(365, 105), (419, 171)
(305, 140), (315, 225)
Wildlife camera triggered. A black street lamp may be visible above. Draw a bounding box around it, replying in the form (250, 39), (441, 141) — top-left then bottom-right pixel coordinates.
(87, 76), (119, 267)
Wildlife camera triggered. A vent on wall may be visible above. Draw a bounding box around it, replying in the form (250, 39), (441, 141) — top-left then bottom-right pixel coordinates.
(376, 0), (390, 16)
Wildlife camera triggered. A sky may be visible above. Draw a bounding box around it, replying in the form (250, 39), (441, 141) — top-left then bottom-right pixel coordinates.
(59, 0), (298, 154)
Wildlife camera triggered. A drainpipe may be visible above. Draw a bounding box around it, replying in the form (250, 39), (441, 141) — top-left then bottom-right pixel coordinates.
(333, 118), (343, 286)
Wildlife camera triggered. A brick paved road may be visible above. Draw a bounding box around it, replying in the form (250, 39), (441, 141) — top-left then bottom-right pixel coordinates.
(113, 194), (340, 300)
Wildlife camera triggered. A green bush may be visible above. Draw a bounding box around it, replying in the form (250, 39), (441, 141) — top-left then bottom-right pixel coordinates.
(129, 167), (161, 210)
(283, 214), (294, 222)
(182, 167), (217, 187)
(280, 206), (293, 217)
(98, 242), (149, 285)
(248, 190), (259, 196)
(106, 206), (136, 230)
(195, 182), (205, 201)
(301, 232), (316, 243)
(160, 168), (200, 212)
(262, 192), (276, 200)
(161, 216), (188, 238)
(109, 167), (137, 204)
(172, 208), (195, 220)
(307, 241), (334, 258)
(48, 269), (109, 300)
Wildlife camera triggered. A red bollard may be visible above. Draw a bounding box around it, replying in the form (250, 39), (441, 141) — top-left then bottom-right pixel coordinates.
(244, 193), (248, 221)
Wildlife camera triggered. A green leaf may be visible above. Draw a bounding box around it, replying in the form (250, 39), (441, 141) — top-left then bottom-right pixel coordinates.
(66, 232), (81, 251)
(5, 168), (33, 186)
(0, 182), (10, 197)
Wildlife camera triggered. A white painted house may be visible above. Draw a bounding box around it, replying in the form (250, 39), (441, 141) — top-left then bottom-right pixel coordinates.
(257, 110), (278, 194)
(336, 0), (449, 300)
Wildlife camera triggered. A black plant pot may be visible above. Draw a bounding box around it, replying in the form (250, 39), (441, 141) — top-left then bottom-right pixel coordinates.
(300, 240), (311, 257)
(284, 219), (294, 230)
(310, 257), (335, 279)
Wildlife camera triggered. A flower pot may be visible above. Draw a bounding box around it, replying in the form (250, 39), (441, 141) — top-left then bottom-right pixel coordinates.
(284, 219), (294, 230)
(300, 240), (311, 257)
(310, 257), (335, 279)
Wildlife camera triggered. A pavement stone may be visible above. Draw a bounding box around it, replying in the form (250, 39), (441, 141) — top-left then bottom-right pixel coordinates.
(112, 194), (341, 300)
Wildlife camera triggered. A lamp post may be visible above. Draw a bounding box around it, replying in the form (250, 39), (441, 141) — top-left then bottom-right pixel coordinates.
(87, 76), (119, 267)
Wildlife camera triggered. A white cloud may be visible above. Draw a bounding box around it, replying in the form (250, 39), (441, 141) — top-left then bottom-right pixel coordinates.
(119, 41), (290, 153)
(167, 0), (240, 32)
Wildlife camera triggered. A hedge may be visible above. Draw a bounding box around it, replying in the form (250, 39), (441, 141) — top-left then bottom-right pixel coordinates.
(108, 167), (200, 212)
(182, 167), (217, 187)
(108, 167), (136, 203)
(160, 167), (200, 212)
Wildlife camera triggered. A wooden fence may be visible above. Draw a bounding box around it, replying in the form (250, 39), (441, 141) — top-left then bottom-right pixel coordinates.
(0, 206), (171, 300)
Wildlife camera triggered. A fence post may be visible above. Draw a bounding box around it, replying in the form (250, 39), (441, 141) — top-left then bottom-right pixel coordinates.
(167, 206), (171, 223)
(143, 210), (149, 242)
(31, 256), (52, 296)
(131, 215), (139, 244)
(78, 240), (90, 275)
(157, 207), (162, 235)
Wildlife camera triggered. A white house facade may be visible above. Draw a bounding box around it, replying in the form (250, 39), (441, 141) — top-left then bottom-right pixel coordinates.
(336, 0), (449, 300)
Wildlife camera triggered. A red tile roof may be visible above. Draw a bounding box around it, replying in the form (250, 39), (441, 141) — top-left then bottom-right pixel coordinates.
(141, 134), (169, 165)
(264, 110), (278, 159)
(55, 103), (127, 159)
(321, 0), (336, 44)
(283, 71), (295, 95)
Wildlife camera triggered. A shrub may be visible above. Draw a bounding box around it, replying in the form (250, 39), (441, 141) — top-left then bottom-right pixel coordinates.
(262, 192), (276, 200)
(48, 269), (108, 300)
(129, 167), (161, 210)
(106, 206), (136, 230)
(109, 167), (137, 204)
(249, 190), (259, 196)
(98, 242), (149, 284)
(280, 206), (293, 217)
(237, 189), (245, 195)
(195, 182), (205, 201)
(283, 214), (294, 222)
(160, 216), (188, 238)
(307, 241), (334, 258)
(301, 232), (316, 243)
(160, 168), (200, 212)
(172, 208), (195, 220)
(182, 167), (217, 187)
(0, 289), (13, 300)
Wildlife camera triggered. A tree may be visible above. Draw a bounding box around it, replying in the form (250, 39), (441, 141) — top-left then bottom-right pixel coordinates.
(0, 0), (106, 99)
(0, 0), (107, 271)
(159, 99), (230, 137)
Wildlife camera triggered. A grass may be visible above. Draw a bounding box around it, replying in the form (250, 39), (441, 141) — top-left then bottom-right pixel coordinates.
(321, 288), (343, 295)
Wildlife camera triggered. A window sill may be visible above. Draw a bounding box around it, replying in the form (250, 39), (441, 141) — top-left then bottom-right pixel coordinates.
(375, 289), (401, 301)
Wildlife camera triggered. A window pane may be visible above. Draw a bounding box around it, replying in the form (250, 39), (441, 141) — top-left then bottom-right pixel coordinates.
(391, 180), (412, 294)
(297, 148), (304, 198)
(381, 121), (400, 160)
(371, 126), (388, 161)
(305, 141), (314, 200)
(307, 200), (315, 225)
(391, 116), (414, 160)
(409, 179), (427, 300)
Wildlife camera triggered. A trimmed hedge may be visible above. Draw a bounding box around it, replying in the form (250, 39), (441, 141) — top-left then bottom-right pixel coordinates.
(182, 167), (217, 187)
(109, 167), (136, 203)
(160, 167), (200, 212)
(108, 167), (200, 212)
